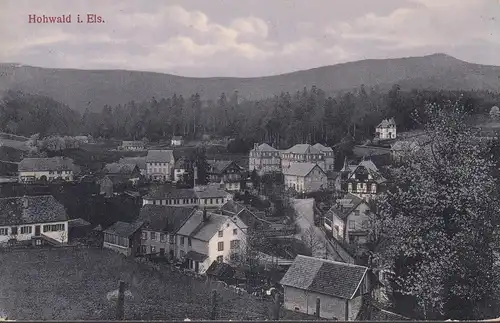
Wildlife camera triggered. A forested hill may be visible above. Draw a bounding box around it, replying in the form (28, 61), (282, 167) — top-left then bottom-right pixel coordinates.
(2, 53), (500, 112)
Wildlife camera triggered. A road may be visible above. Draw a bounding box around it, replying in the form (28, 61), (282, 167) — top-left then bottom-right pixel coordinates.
(292, 198), (349, 262)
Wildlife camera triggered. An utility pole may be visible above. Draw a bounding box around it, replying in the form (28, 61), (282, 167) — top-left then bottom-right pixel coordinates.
(116, 280), (125, 320)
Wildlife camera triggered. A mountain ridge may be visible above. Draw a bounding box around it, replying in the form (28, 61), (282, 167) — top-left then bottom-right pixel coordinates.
(1, 53), (499, 112)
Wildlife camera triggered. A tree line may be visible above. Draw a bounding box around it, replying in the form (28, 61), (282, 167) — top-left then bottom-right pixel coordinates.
(2, 87), (500, 150)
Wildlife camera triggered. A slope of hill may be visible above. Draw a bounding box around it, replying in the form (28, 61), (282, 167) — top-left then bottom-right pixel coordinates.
(1, 53), (500, 112)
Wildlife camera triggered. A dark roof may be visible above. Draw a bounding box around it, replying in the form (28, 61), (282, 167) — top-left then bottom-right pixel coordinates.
(280, 255), (368, 299)
(172, 136), (183, 140)
(0, 195), (69, 226)
(256, 237), (312, 260)
(325, 193), (366, 220)
(143, 185), (198, 200)
(139, 205), (196, 233)
(104, 221), (143, 237)
(68, 218), (91, 228)
(174, 157), (190, 169)
(326, 170), (340, 180)
(221, 200), (265, 229)
(103, 163), (138, 175)
(119, 157), (147, 170)
(208, 160), (242, 175)
(282, 162), (324, 177)
(193, 185), (229, 199)
(18, 157), (74, 172)
(146, 150), (174, 163)
(206, 261), (235, 278)
(185, 250), (208, 262)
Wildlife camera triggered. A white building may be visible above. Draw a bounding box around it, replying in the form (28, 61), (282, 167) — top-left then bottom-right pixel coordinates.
(18, 157), (75, 183)
(176, 209), (248, 274)
(376, 118), (397, 140)
(248, 143), (281, 175)
(0, 195), (69, 246)
(282, 162), (327, 193)
(120, 141), (145, 151)
(281, 143), (334, 172)
(142, 184), (232, 209)
(312, 143), (335, 171)
(171, 136), (184, 147)
(146, 150), (175, 182)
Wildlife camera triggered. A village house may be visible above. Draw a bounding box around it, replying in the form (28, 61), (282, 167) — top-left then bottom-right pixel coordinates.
(146, 150), (175, 182)
(98, 163), (142, 197)
(375, 118), (397, 140)
(120, 140), (145, 151)
(102, 163), (141, 179)
(119, 157), (147, 176)
(280, 144), (326, 170)
(18, 156), (75, 183)
(171, 136), (184, 147)
(282, 162), (327, 193)
(103, 221), (143, 257)
(339, 158), (386, 200)
(280, 255), (370, 320)
(176, 209), (248, 274)
(138, 205), (197, 259)
(142, 184), (232, 209)
(0, 195), (69, 246)
(208, 160), (244, 191)
(312, 143), (336, 171)
(248, 143), (281, 175)
(173, 157), (191, 183)
(323, 193), (372, 244)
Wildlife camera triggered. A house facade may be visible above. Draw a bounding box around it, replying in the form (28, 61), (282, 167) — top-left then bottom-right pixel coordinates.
(176, 210), (248, 274)
(323, 193), (372, 244)
(280, 255), (370, 320)
(171, 136), (184, 147)
(142, 185), (232, 209)
(248, 143), (281, 175)
(208, 160), (244, 191)
(103, 221), (143, 256)
(0, 195), (69, 246)
(312, 143), (336, 171)
(376, 118), (397, 140)
(18, 157), (75, 183)
(339, 159), (386, 200)
(146, 150), (175, 182)
(120, 141), (145, 151)
(280, 144), (325, 170)
(283, 162), (327, 193)
(138, 205), (197, 259)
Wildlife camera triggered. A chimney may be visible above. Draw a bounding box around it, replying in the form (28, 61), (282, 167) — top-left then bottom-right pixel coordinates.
(254, 143), (258, 150)
(23, 196), (28, 208)
(202, 208), (208, 222)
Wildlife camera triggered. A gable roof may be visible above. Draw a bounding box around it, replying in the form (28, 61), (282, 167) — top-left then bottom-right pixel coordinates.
(326, 193), (366, 220)
(146, 150), (174, 163)
(139, 205), (196, 233)
(280, 255), (368, 299)
(143, 185), (198, 200)
(119, 157), (146, 170)
(283, 144), (321, 155)
(312, 143), (333, 152)
(348, 159), (386, 183)
(282, 162), (324, 177)
(252, 143), (277, 152)
(104, 221), (143, 237)
(18, 157), (74, 172)
(193, 185), (230, 199)
(177, 210), (246, 241)
(208, 160), (242, 175)
(172, 136), (183, 141)
(0, 195), (68, 226)
(221, 200), (268, 229)
(103, 163), (138, 175)
(206, 261), (236, 278)
(377, 118), (396, 128)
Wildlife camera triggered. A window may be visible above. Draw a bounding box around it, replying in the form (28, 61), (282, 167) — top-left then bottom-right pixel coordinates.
(218, 230), (223, 238)
(233, 229), (237, 235)
(180, 250), (185, 258)
(160, 234), (166, 242)
(217, 255), (223, 262)
(150, 232), (156, 240)
(362, 220), (368, 229)
(0, 228), (8, 235)
(218, 241), (224, 251)
(210, 198), (213, 204)
(180, 236), (185, 245)
(371, 184), (377, 193)
(347, 183), (353, 192)
(11, 227), (18, 235)
(169, 235), (174, 243)
(230, 240), (240, 249)
(188, 238), (192, 247)
(150, 246), (156, 253)
(141, 232), (147, 240)
(141, 245), (147, 254)
(20, 226), (32, 234)
(353, 210), (360, 216)
(349, 221), (355, 229)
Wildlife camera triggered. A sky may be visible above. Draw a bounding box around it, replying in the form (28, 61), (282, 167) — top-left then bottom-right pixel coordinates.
(1, 0), (500, 77)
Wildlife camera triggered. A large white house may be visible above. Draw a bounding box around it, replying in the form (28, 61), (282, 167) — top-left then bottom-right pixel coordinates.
(171, 136), (184, 147)
(248, 143), (282, 175)
(176, 209), (248, 274)
(146, 150), (175, 182)
(282, 162), (327, 193)
(376, 118), (397, 140)
(18, 157), (75, 183)
(281, 143), (335, 172)
(0, 195), (69, 246)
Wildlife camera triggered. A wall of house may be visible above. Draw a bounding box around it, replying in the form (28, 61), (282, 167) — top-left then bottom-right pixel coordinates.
(224, 182), (240, 191)
(198, 196), (228, 208)
(377, 126), (397, 139)
(208, 219), (247, 265)
(176, 235), (209, 260)
(304, 168), (327, 193)
(345, 203), (371, 244)
(248, 151), (281, 174)
(283, 286), (350, 320)
(146, 161), (175, 180)
(140, 230), (175, 256)
(18, 170), (73, 182)
(0, 221), (69, 244)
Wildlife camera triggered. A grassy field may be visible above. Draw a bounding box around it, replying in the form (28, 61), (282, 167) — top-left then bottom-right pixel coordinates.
(0, 248), (274, 320)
